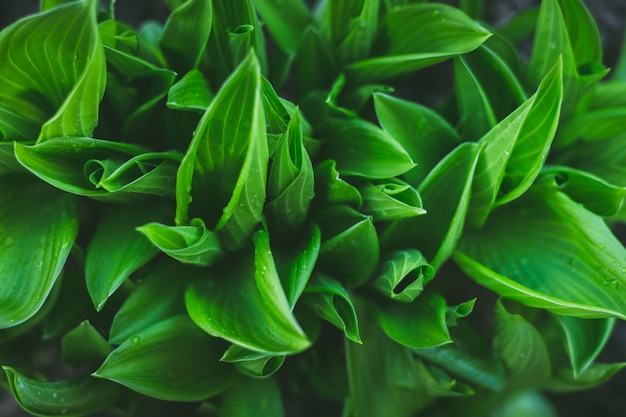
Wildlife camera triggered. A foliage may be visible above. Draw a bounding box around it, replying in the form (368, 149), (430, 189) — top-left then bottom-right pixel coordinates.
(1, 0), (626, 416)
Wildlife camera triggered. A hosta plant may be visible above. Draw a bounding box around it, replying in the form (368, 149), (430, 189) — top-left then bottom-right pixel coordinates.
(1, 0), (626, 416)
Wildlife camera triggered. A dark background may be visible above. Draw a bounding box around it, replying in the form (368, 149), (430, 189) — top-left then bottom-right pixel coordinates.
(0, 1), (625, 416)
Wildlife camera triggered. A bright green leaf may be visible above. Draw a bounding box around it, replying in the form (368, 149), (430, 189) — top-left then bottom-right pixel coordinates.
(221, 377), (285, 417)
(167, 69), (213, 112)
(372, 249), (434, 302)
(186, 230), (311, 354)
(360, 180), (427, 223)
(62, 320), (113, 365)
(137, 218), (223, 267)
(0, 179), (77, 329)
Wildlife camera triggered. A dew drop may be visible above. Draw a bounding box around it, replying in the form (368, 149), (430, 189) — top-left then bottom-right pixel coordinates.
(52, 392), (58, 399)
(131, 336), (140, 345)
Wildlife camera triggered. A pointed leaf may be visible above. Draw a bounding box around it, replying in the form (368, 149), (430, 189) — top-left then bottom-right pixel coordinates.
(375, 294), (452, 349)
(4, 367), (120, 417)
(348, 3), (491, 82)
(167, 69), (213, 112)
(160, 0), (212, 73)
(62, 320), (113, 365)
(313, 160), (362, 208)
(381, 142), (481, 268)
(176, 51), (268, 251)
(0, 180), (77, 328)
(266, 111), (315, 234)
(186, 230), (311, 354)
(360, 180), (427, 222)
(456, 188), (626, 319)
(0, 0), (105, 141)
(372, 249), (434, 302)
(303, 274), (362, 343)
(373, 93), (460, 185)
(494, 301), (551, 386)
(319, 118), (416, 179)
(221, 345), (286, 378)
(94, 315), (234, 401)
(137, 218), (223, 267)
(109, 260), (199, 344)
(553, 315), (614, 377)
(85, 205), (166, 311)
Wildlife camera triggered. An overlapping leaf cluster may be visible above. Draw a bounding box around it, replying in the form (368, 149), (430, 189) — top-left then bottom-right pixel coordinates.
(1, 0), (626, 416)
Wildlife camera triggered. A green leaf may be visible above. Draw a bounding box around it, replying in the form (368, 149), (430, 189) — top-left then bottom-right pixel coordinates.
(14, 137), (174, 200)
(372, 249), (434, 302)
(221, 377), (285, 417)
(94, 315), (234, 401)
(109, 260), (197, 345)
(334, 0), (380, 64)
(186, 230), (311, 354)
(547, 362), (626, 391)
(539, 166), (626, 217)
(137, 218), (223, 267)
(176, 51), (268, 251)
(160, 0), (212, 73)
(319, 118), (415, 179)
(3, 367), (120, 417)
(85, 205), (165, 311)
(553, 315), (614, 377)
(313, 160), (362, 208)
(360, 180), (427, 222)
(494, 300), (551, 386)
(266, 111), (315, 234)
(167, 69), (213, 112)
(381, 142), (481, 268)
(488, 390), (557, 417)
(274, 223), (321, 309)
(414, 343), (505, 392)
(303, 274), (362, 343)
(251, 0), (310, 54)
(0, 143), (23, 175)
(0, 179), (77, 329)
(0, 0), (106, 142)
(62, 320), (113, 365)
(373, 93), (460, 185)
(221, 345), (286, 378)
(454, 55), (497, 140)
(456, 187), (626, 319)
(345, 314), (433, 417)
(467, 60), (563, 227)
(317, 205), (379, 287)
(558, 107), (626, 145)
(375, 294), (452, 349)
(347, 3), (491, 82)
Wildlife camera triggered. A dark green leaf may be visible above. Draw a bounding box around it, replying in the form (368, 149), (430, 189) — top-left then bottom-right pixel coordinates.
(109, 260), (199, 344)
(85, 205), (165, 311)
(317, 205), (379, 287)
(375, 294), (452, 349)
(4, 367), (120, 417)
(221, 377), (285, 417)
(251, 0), (310, 54)
(334, 0), (380, 64)
(373, 93), (460, 185)
(313, 160), (362, 208)
(494, 300), (551, 386)
(0, 180), (77, 328)
(62, 321), (113, 365)
(221, 345), (285, 378)
(547, 362), (626, 391)
(160, 0), (212, 73)
(94, 315), (234, 401)
(488, 390), (557, 417)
